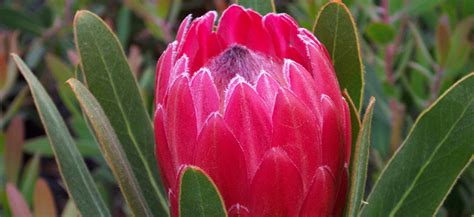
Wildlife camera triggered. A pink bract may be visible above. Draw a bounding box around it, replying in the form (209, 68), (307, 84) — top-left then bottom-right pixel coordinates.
(154, 4), (351, 217)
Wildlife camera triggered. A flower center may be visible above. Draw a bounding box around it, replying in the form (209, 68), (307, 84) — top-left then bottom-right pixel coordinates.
(206, 45), (281, 91)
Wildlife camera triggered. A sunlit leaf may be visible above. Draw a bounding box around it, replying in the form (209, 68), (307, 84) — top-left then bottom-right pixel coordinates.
(314, 1), (364, 110)
(361, 73), (474, 217)
(74, 10), (168, 215)
(180, 166), (227, 217)
(68, 78), (154, 217)
(345, 97), (375, 217)
(12, 54), (111, 217)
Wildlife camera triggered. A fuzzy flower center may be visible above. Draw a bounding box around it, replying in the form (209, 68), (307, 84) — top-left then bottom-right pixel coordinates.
(206, 45), (282, 91)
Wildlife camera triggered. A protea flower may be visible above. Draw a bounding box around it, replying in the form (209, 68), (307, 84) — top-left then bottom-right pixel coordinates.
(154, 4), (351, 216)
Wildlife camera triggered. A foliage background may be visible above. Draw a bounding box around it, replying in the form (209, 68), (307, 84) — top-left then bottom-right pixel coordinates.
(0, 0), (472, 216)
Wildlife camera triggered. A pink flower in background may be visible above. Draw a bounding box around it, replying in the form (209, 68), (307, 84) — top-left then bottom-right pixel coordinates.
(154, 4), (351, 217)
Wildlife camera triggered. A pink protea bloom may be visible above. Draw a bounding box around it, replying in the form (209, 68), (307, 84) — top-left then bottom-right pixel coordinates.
(154, 4), (352, 217)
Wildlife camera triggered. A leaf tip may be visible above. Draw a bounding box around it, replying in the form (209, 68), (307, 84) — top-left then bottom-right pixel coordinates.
(10, 53), (20, 62)
(367, 96), (376, 110)
(73, 10), (97, 27)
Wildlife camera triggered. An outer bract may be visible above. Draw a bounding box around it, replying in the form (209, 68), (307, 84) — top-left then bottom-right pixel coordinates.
(154, 4), (351, 217)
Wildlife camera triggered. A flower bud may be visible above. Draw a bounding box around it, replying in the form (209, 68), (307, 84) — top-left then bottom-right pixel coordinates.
(154, 5), (351, 216)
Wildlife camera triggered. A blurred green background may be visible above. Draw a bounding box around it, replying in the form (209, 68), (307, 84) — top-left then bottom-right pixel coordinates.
(0, 0), (473, 216)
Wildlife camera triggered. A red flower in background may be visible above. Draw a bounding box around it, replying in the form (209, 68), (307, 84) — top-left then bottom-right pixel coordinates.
(154, 4), (351, 216)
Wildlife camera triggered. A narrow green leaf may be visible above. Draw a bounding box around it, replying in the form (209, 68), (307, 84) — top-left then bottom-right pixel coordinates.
(20, 154), (40, 205)
(409, 22), (435, 66)
(343, 90), (361, 172)
(45, 54), (73, 84)
(68, 78), (153, 217)
(180, 166), (227, 217)
(0, 86), (29, 130)
(116, 6), (131, 47)
(313, 1), (364, 110)
(345, 97), (375, 217)
(73, 10), (168, 216)
(12, 54), (111, 217)
(45, 54), (81, 118)
(0, 7), (44, 35)
(61, 200), (80, 217)
(24, 137), (101, 157)
(361, 73), (474, 217)
(236, 0), (275, 14)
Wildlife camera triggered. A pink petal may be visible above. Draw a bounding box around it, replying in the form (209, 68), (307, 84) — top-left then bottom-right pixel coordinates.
(190, 69), (220, 132)
(176, 14), (192, 45)
(333, 166), (348, 217)
(178, 11), (222, 74)
(285, 59), (322, 119)
(254, 72), (279, 113)
(299, 28), (331, 60)
(155, 42), (177, 105)
(224, 82), (272, 176)
(271, 88), (321, 189)
(168, 55), (189, 86)
(321, 95), (345, 184)
(217, 5), (274, 55)
(250, 148), (303, 216)
(299, 166), (337, 216)
(154, 105), (175, 191)
(171, 165), (188, 217)
(228, 204), (251, 217)
(165, 75), (197, 165)
(302, 36), (343, 112)
(342, 98), (352, 165)
(194, 113), (249, 210)
(262, 13), (298, 58)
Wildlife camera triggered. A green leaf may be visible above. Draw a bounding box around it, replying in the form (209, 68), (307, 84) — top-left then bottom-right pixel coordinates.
(0, 86), (29, 130)
(61, 200), (80, 217)
(361, 73), (474, 217)
(342, 90), (361, 169)
(67, 78), (154, 217)
(73, 10), (168, 215)
(45, 54), (81, 118)
(20, 154), (40, 206)
(345, 97), (375, 217)
(409, 22), (435, 66)
(180, 166), (227, 217)
(0, 6), (44, 35)
(24, 137), (101, 157)
(45, 54), (73, 84)
(314, 1), (364, 110)
(116, 6), (131, 47)
(12, 54), (111, 217)
(236, 0), (275, 14)
(365, 22), (396, 44)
